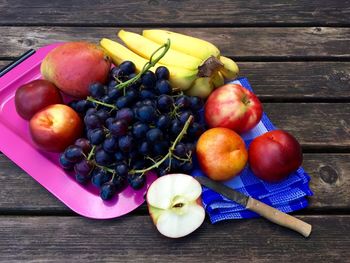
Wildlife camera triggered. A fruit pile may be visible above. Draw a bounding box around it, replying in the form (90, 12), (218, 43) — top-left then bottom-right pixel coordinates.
(13, 29), (305, 239)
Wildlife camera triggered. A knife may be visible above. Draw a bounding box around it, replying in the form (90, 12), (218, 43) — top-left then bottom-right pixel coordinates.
(195, 176), (312, 237)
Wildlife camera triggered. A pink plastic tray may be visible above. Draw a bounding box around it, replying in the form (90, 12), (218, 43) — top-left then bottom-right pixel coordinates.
(0, 43), (157, 219)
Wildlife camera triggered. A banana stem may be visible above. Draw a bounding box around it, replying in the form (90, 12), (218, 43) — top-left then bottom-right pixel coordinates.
(115, 39), (171, 90)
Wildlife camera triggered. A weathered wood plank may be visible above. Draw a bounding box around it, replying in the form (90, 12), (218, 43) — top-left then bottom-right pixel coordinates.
(0, 60), (9, 68)
(1, 150), (349, 213)
(0, 215), (348, 262)
(0, 0), (349, 26)
(2, 60), (349, 100)
(1, 27), (349, 59)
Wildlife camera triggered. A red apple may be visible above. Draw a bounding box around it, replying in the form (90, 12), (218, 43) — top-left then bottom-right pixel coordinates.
(41, 42), (111, 98)
(15, 79), (63, 120)
(248, 130), (303, 182)
(204, 84), (263, 134)
(29, 104), (83, 152)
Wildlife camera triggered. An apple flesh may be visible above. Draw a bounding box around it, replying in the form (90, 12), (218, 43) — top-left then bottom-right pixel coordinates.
(29, 104), (83, 152)
(15, 79), (63, 120)
(41, 42), (111, 98)
(249, 130), (303, 182)
(205, 84), (263, 134)
(147, 173), (205, 238)
(196, 127), (248, 181)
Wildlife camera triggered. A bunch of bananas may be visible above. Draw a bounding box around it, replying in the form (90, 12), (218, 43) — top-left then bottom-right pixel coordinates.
(100, 29), (239, 98)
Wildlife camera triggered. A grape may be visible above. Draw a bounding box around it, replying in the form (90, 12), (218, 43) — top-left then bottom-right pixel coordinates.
(68, 100), (78, 111)
(132, 122), (149, 139)
(175, 95), (191, 109)
(173, 143), (187, 158)
(170, 119), (183, 136)
(114, 163), (129, 178)
(178, 111), (193, 124)
(103, 136), (119, 153)
(128, 174), (145, 189)
(133, 159), (146, 170)
(157, 95), (174, 112)
(88, 128), (105, 145)
(105, 117), (114, 127)
(111, 67), (121, 77)
(118, 134), (135, 153)
(101, 95), (114, 104)
(128, 73), (142, 89)
(146, 128), (163, 143)
(59, 153), (74, 170)
(140, 89), (156, 99)
(136, 105), (156, 122)
(108, 119), (128, 137)
(139, 141), (150, 155)
(100, 182), (116, 200)
(115, 96), (131, 108)
(84, 114), (102, 129)
(153, 140), (169, 156)
(141, 99), (156, 108)
(92, 168), (112, 188)
(74, 159), (93, 176)
(74, 138), (91, 155)
(64, 145), (84, 162)
(156, 114), (172, 130)
(188, 122), (205, 138)
(89, 82), (106, 98)
(96, 109), (110, 122)
(108, 85), (122, 100)
(185, 142), (196, 153)
(119, 61), (136, 75)
(75, 173), (90, 184)
(86, 108), (97, 116)
(95, 149), (114, 166)
(190, 96), (204, 111)
(75, 100), (90, 113)
(155, 80), (171, 95)
(114, 151), (126, 162)
(125, 89), (138, 102)
(141, 71), (156, 88)
(108, 79), (118, 89)
(181, 162), (194, 173)
(156, 167), (168, 177)
(111, 175), (126, 190)
(155, 66), (170, 80)
(116, 108), (134, 124)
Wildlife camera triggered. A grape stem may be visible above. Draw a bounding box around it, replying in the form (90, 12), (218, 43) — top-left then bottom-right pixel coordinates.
(87, 145), (96, 161)
(131, 115), (194, 175)
(86, 96), (117, 109)
(115, 39), (171, 90)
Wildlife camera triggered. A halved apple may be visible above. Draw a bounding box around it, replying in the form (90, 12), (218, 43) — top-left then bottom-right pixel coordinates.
(146, 173), (205, 238)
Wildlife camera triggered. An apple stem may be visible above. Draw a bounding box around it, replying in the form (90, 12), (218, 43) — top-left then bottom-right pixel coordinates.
(115, 39), (171, 90)
(131, 115), (194, 175)
(86, 96), (117, 109)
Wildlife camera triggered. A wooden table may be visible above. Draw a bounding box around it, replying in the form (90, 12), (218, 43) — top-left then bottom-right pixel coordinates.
(0, 1), (349, 262)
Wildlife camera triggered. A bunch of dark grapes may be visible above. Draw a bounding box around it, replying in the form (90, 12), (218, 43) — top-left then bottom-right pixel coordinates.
(60, 61), (205, 200)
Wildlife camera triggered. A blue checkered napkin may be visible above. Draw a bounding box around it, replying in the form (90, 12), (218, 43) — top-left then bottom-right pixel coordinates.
(191, 77), (313, 224)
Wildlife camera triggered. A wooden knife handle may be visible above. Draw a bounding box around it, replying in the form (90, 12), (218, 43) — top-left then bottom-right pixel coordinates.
(246, 197), (312, 237)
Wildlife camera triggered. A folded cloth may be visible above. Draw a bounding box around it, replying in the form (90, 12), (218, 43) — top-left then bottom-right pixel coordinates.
(191, 77), (313, 224)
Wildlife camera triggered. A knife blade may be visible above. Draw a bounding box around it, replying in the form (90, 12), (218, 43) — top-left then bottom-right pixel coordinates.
(195, 176), (249, 207)
(194, 176), (312, 238)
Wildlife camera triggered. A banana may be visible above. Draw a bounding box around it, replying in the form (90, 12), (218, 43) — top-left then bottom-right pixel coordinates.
(185, 77), (214, 99)
(211, 71), (224, 88)
(219, 56), (239, 80)
(118, 30), (202, 71)
(100, 38), (197, 90)
(142, 29), (220, 61)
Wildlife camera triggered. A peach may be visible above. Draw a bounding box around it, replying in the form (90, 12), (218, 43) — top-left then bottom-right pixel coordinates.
(196, 127), (248, 181)
(29, 104), (83, 152)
